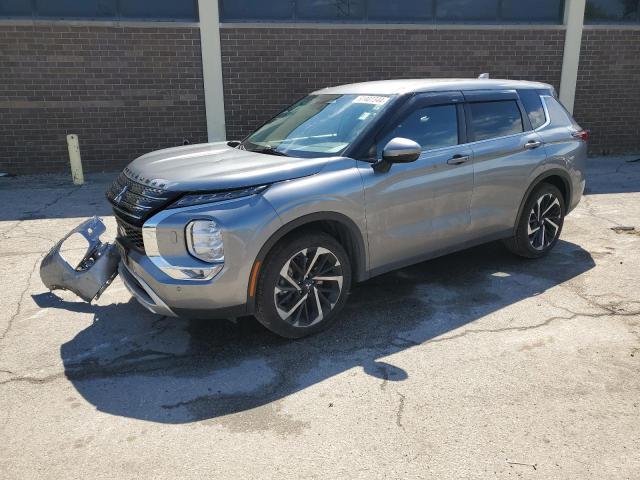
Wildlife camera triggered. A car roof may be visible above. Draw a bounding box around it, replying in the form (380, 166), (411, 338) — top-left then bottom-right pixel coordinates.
(312, 78), (553, 96)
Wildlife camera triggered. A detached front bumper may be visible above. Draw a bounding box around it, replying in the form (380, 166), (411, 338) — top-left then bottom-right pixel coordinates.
(40, 217), (120, 302)
(41, 190), (282, 319)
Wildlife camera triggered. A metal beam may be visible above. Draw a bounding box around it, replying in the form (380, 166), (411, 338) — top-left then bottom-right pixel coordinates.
(559, 0), (586, 113)
(198, 0), (226, 141)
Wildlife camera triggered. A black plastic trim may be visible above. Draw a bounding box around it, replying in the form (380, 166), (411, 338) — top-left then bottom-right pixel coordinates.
(512, 168), (572, 235)
(173, 304), (249, 320)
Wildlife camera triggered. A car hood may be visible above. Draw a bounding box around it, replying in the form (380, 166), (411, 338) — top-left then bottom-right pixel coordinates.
(124, 142), (334, 191)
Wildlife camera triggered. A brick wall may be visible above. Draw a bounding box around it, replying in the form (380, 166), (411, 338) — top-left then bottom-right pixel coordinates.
(220, 27), (566, 140)
(0, 24), (207, 174)
(4, 24), (637, 175)
(574, 28), (640, 155)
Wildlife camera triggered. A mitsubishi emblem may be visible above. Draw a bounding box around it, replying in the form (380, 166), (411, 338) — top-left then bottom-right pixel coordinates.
(114, 185), (128, 204)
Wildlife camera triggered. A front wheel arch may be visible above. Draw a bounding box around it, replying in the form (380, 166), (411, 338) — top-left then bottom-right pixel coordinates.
(246, 212), (368, 313)
(254, 231), (353, 338)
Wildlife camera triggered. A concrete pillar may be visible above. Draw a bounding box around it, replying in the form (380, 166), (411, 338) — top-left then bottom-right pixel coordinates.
(198, 0), (226, 141)
(559, 0), (586, 114)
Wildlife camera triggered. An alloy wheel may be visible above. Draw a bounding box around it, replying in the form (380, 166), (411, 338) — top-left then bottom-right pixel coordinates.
(273, 247), (343, 327)
(527, 192), (562, 250)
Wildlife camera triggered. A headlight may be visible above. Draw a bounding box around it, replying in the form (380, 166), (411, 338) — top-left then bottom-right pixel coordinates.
(186, 220), (224, 264)
(171, 185), (268, 208)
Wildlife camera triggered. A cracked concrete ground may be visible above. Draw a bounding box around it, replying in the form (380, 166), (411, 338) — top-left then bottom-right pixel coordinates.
(0, 157), (639, 479)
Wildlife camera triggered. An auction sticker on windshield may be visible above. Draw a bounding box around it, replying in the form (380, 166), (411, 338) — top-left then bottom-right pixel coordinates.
(353, 95), (389, 105)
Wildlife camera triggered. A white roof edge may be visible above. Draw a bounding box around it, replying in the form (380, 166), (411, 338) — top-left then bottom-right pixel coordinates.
(312, 78), (553, 96)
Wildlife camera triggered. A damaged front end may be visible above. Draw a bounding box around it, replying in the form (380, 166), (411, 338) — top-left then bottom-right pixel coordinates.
(40, 216), (120, 302)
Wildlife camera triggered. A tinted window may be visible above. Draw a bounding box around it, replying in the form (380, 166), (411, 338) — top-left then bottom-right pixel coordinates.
(36, 0), (117, 18)
(382, 105), (459, 152)
(2, 0), (198, 21)
(518, 90), (547, 129)
(543, 96), (582, 129)
(585, 0), (639, 23)
(368, 0), (434, 21)
(469, 101), (523, 141)
(502, 0), (564, 22)
(221, 0), (292, 21)
(120, 0), (197, 20)
(436, 0), (499, 20)
(217, 0), (564, 24)
(296, 0), (365, 21)
(0, 0), (32, 17)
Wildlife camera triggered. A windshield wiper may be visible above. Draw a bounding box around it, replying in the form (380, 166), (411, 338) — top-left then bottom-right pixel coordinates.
(252, 145), (290, 157)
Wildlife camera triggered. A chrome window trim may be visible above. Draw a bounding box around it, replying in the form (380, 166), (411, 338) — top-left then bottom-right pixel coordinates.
(379, 93), (549, 152)
(459, 130), (530, 148)
(418, 142), (467, 156)
(535, 95), (553, 131)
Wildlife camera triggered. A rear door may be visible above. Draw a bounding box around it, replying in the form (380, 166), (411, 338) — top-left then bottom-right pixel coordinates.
(464, 90), (547, 238)
(357, 92), (474, 274)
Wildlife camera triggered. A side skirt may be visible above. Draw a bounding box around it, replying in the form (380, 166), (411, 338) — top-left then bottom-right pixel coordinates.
(366, 229), (513, 280)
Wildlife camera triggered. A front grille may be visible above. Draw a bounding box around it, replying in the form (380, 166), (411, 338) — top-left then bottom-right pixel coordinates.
(115, 216), (145, 252)
(106, 168), (179, 226)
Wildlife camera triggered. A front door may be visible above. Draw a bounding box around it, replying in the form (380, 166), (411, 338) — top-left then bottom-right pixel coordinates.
(357, 92), (474, 274)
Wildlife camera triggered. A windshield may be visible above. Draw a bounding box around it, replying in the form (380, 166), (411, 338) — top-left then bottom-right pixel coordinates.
(240, 94), (393, 158)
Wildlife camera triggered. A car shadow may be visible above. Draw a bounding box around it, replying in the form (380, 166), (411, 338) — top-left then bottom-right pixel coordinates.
(33, 239), (594, 424)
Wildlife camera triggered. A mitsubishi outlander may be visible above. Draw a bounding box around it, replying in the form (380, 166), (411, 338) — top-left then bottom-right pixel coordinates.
(42, 78), (588, 338)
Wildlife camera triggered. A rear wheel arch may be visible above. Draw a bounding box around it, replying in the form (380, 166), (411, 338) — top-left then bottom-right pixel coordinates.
(513, 169), (571, 235)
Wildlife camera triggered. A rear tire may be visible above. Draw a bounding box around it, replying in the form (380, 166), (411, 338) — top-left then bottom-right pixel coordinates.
(255, 232), (352, 339)
(504, 183), (565, 258)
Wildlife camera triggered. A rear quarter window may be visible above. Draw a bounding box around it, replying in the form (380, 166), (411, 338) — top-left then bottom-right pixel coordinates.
(542, 96), (583, 130)
(518, 90), (547, 129)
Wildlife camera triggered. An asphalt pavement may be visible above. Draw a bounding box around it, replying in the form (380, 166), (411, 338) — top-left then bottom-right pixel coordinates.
(1, 157), (639, 479)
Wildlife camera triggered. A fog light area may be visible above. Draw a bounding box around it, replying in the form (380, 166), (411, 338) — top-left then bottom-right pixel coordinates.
(58, 232), (91, 270)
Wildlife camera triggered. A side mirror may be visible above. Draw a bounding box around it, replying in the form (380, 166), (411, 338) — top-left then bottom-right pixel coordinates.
(382, 137), (421, 164)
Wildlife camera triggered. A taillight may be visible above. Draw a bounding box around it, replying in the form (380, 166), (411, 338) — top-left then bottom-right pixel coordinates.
(572, 130), (589, 142)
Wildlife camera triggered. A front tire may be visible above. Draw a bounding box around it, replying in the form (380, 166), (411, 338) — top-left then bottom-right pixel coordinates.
(504, 183), (566, 258)
(255, 232), (352, 338)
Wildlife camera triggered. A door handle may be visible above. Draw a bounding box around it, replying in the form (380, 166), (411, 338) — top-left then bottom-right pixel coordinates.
(447, 154), (470, 165)
(524, 140), (542, 150)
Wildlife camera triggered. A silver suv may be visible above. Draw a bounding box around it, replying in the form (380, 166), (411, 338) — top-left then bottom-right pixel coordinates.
(45, 79), (588, 338)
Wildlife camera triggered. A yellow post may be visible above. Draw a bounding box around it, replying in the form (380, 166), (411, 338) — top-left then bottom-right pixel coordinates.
(66, 134), (84, 185)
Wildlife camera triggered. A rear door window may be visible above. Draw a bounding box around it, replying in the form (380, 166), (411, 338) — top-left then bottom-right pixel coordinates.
(380, 104), (459, 152)
(518, 90), (547, 129)
(469, 100), (524, 141)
